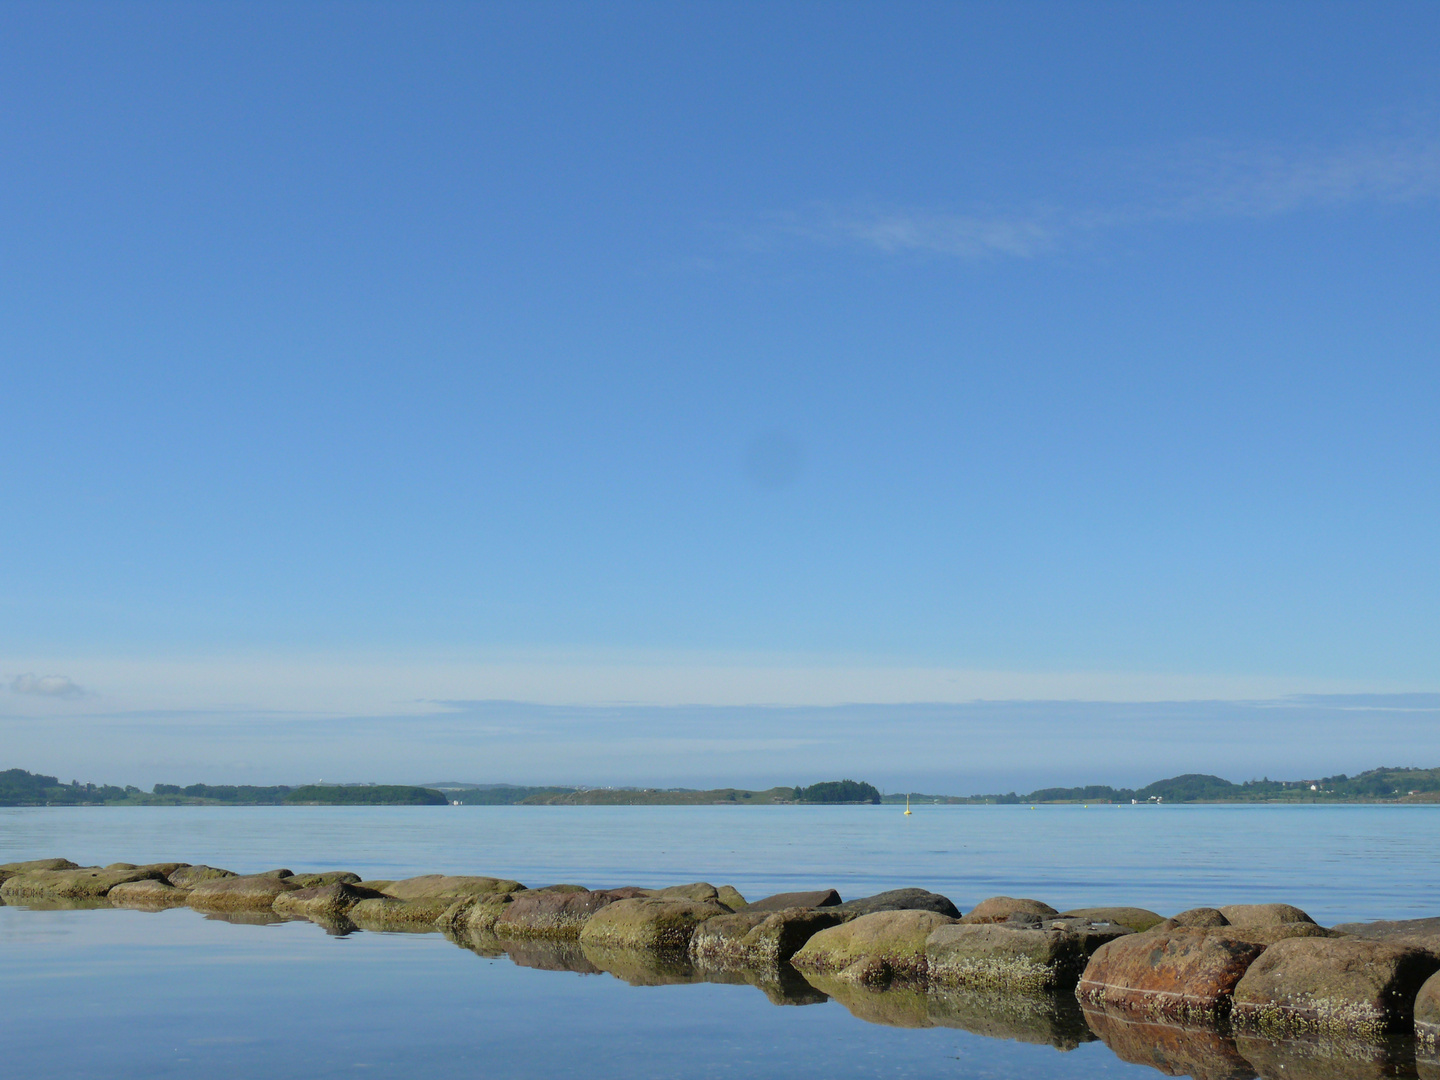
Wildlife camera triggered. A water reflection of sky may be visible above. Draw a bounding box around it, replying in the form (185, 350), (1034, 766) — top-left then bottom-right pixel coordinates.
(2, 906), (1433, 1080)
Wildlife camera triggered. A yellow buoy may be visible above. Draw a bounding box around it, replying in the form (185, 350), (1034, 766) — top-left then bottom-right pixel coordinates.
(904, 794), (912, 816)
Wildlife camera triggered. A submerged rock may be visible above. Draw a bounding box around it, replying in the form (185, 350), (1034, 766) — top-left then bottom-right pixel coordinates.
(186, 873), (302, 911)
(0, 866), (168, 900)
(791, 909), (956, 985)
(960, 896), (1059, 924)
(1219, 903), (1318, 928)
(1059, 906), (1165, 932)
(839, 888), (961, 919)
(168, 865), (237, 889)
(578, 897), (730, 950)
(1077, 927), (1269, 1022)
(1231, 936), (1440, 1037)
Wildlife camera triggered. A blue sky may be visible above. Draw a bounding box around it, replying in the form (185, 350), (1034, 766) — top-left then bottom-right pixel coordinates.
(3, 2), (1439, 787)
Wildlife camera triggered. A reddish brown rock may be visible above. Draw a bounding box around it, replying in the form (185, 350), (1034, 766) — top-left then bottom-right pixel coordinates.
(493, 889), (616, 939)
(1173, 908), (1232, 928)
(1076, 927), (1268, 1022)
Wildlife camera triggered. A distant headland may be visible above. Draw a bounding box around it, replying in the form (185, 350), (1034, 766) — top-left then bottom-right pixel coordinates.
(4, 767), (1440, 808)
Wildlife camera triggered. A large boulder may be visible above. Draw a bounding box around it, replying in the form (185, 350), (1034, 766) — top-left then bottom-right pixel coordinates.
(380, 874), (526, 900)
(960, 896), (1058, 924)
(1219, 903), (1317, 927)
(284, 871), (362, 888)
(0, 858), (79, 872)
(1082, 1005), (1257, 1080)
(444, 893), (518, 934)
(168, 865), (237, 888)
(0, 866), (168, 900)
(926, 920), (1129, 992)
(745, 888), (842, 913)
(791, 909), (955, 984)
(1231, 936), (1440, 1037)
(273, 882), (385, 920)
(691, 907), (848, 965)
(107, 879), (192, 908)
(578, 897), (730, 950)
(1076, 927), (1268, 1022)
(186, 873), (302, 911)
(1418, 969), (1440, 1047)
(1059, 907), (1165, 932)
(493, 890), (616, 940)
(839, 888), (961, 919)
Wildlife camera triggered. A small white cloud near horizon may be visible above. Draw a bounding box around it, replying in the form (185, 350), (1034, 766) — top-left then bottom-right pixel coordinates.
(803, 131), (1440, 261)
(9, 672), (84, 698)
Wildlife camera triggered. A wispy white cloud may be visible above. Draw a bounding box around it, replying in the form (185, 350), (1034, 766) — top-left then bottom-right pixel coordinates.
(9, 672), (84, 698)
(806, 133), (1440, 260)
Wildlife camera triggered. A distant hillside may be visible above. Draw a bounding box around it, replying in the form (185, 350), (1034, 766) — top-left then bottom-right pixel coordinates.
(0, 770), (447, 806)
(520, 786), (798, 806)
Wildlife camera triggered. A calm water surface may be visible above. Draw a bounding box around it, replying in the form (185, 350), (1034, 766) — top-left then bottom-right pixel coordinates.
(3, 805), (1437, 1080)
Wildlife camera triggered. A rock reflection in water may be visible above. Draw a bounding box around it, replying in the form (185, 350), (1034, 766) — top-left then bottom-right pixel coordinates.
(801, 973), (1094, 1049)
(503, 938), (600, 975)
(201, 910), (294, 926)
(1236, 1032), (1419, 1080)
(579, 943), (699, 986)
(692, 960), (829, 1006)
(9, 898), (114, 911)
(1082, 1005), (1257, 1080)
(929, 984), (1095, 1050)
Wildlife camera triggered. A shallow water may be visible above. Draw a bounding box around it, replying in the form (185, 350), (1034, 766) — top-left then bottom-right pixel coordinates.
(3, 805), (1438, 1080)
(3, 802), (1437, 923)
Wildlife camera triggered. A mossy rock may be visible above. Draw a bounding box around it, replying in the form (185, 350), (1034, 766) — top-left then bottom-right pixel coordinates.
(690, 911), (771, 962)
(1232, 936), (1440, 1037)
(493, 889), (616, 940)
(1219, 903), (1317, 927)
(380, 874), (526, 900)
(273, 882), (385, 919)
(579, 897), (730, 950)
(654, 882), (721, 903)
(284, 871), (362, 888)
(168, 865), (237, 889)
(716, 886), (747, 910)
(108, 879), (192, 908)
(0, 858), (79, 872)
(347, 896), (451, 931)
(791, 909), (955, 984)
(0, 866), (169, 900)
(1171, 907), (1231, 928)
(839, 889), (961, 919)
(926, 923), (1092, 993)
(185, 873), (302, 911)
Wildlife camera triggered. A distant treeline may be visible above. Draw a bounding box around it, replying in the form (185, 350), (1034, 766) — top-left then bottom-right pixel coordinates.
(881, 767), (1440, 805)
(8, 766), (1440, 808)
(1, 770), (446, 807)
(446, 779), (882, 806)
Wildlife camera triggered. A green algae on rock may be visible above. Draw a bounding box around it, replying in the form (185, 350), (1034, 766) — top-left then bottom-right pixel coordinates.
(579, 897), (731, 951)
(791, 909), (955, 985)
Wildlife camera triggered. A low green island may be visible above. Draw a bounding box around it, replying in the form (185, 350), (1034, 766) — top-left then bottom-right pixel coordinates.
(5, 766), (1440, 808)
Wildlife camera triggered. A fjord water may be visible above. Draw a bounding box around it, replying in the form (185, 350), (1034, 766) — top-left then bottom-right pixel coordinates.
(2, 805), (1437, 1080)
